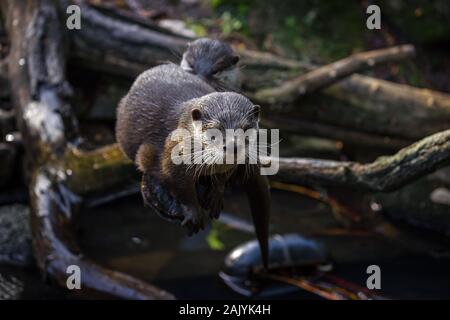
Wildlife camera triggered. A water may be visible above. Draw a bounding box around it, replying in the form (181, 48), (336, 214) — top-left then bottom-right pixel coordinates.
(2, 189), (450, 299)
(76, 190), (450, 299)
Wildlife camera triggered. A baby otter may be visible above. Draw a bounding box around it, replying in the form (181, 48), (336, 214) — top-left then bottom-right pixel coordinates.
(180, 38), (241, 91)
(116, 64), (270, 266)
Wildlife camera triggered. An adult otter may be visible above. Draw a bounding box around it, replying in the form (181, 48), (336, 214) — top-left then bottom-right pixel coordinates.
(180, 38), (241, 91)
(116, 64), (270, 266)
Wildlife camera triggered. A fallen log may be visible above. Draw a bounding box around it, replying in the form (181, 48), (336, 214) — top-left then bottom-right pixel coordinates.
(0, 0), (173, 300)
(319, 74), (450, 140)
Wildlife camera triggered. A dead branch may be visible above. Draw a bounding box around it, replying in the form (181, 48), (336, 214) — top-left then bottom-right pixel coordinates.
(1, 0), (173, 299)
(253, 45), (416, 104)
(273, 129), (450, 192)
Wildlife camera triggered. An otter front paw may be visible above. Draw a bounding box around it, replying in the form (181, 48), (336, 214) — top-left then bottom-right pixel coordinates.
(180, 205), (207, 236)
(196, 183), (224, 220)
(205, 194), (224, 220)
(141, 174), (184, 222)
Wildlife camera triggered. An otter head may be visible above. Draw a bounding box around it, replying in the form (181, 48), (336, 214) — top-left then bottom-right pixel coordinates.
(178, 92), (260, 177)
(180, 38), (241, 91)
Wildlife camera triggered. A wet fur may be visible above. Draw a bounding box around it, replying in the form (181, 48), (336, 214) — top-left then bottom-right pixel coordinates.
(116, 63), (270, 267)
(180, 38), (241, 91)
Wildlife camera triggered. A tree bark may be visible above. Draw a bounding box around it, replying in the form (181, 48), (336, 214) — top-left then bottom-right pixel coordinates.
(274, 129), (450, 192)
(0, 0), (173, 300)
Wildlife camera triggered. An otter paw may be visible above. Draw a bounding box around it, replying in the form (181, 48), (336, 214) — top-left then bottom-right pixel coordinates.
(206, 195), (224, 220)
(180, 205), (207, 236)
(141, 174), (184, 221)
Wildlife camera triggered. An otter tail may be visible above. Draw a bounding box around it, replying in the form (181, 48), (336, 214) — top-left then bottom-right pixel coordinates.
(244, 174), (271, 269)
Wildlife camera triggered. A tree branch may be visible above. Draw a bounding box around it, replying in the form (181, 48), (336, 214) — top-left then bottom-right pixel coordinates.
(253, 45), (415, 104)
(274, 129), (450, 192)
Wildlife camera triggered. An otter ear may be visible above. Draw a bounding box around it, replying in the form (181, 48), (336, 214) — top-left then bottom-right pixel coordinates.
(251, 105), (260, 120)
(191, 108), (202, 121)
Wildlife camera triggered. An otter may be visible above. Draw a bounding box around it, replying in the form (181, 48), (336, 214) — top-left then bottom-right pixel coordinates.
(116, 64), (270, 267)
(180, 38), (241, 91)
